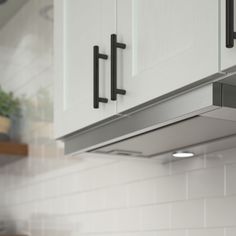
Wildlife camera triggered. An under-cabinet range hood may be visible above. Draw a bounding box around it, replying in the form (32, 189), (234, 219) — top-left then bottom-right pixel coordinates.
(64, 67), (236, 161)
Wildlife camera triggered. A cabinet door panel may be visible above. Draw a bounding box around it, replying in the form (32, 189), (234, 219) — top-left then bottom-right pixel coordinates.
(116, 0), (219, 113)
(221, 0), (236, 70)
(54, 0), (116, 138)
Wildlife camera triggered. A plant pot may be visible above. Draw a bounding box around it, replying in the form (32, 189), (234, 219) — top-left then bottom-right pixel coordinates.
(0, 116), (11, 140)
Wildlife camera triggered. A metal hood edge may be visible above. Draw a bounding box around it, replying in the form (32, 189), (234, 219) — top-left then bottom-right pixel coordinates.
(63, 67), (236, 160)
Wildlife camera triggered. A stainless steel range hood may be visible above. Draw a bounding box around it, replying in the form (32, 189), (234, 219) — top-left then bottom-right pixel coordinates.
(63, 68), (236, 160)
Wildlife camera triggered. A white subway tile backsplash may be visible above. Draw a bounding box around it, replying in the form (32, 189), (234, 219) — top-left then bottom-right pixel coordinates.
(206, 196), (236, 227)
(28, 182), (44, 201)
(120, 230), (187, 236)
(43, 178), (60, 199)
(105, 186), (127, 209)
(141, 204), (170, 230)
(171, 157), (204, 174)
(76, 213), (92, 233)
(77, 171), (93, 192)
(188, 228), (224, 236)
(114, 160), (170, 184)
(85, 189), (107, 211)
(67, 193), (87, 214)
(171, 200), (204, 229)
(38, 199), (53, 215)
(155, 175), (186, 203)
(225, 227), (236, 236)
(114, 208), (142, 232)
(128, 174), (186, 207)
(90, 211), (116, 232)
(128, 179), (157, 206)
(156, 231), (187, 236)
(226, 163), (236, 195)
(89, 163), (118, 188)
(188, 167), (224, 199)
(205, 148), (236, 167)
(51, 197), (67, 215)
(59, 173), (78, 195)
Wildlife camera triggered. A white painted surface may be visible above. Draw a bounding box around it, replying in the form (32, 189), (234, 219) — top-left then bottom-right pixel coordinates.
(0, 1), (236, 236)
(54, 0), (116, 138)
(55, 0), (220, 135)
(116, 0), (219, 112)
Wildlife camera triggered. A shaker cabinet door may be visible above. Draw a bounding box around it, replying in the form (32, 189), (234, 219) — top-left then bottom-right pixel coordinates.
(54, 0), (116, 138)
(115, 0), (219, 113)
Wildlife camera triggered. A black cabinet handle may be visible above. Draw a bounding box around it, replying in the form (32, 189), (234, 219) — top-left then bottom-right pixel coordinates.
(93, 46), (108, 109)
(111, 34), (126, 101)
(226, 0), (236, 48)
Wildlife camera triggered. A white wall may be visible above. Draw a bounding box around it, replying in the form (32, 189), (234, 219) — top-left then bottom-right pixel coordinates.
(0, 1), (236, 236)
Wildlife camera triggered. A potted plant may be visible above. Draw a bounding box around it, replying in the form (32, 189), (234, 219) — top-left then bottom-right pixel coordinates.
(0, 87), (19, 140)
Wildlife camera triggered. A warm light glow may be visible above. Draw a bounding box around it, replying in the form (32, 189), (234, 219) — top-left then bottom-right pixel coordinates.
(172, 151), (195, 158)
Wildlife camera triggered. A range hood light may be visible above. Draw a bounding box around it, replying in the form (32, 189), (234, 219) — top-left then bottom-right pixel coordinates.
(172, 151), (195, 158)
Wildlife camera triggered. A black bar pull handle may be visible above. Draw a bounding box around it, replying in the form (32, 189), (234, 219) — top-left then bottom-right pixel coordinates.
(226, 0), (236, 48)
(93, 46), (108, 109)
(111, 34), (126, 101)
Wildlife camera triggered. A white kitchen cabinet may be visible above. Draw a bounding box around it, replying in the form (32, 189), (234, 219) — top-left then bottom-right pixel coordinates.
(115, 0), (219, 112)
(221, 0), (236, 71)
(55, 0), (222, 138)
(54, 0), (116, 138)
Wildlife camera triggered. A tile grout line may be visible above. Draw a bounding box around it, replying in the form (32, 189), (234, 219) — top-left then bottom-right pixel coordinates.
(203, 198), (207, 228)
(186, 172), (189, 200)
(224, 164), (227, 196)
